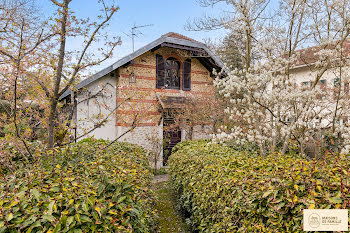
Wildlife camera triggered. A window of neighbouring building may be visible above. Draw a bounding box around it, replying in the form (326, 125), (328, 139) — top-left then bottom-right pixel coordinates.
(334, 78), (340, 87)
(320, 79), (326, 91)
(344, 81), (349, 94)
(302, 81), (309, 87)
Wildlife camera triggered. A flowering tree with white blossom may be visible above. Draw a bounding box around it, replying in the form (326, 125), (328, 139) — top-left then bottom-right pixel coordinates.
(211, 0), (350, 157)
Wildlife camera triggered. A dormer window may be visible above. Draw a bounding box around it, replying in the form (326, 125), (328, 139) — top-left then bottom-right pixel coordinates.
(156, 54), (191, 90)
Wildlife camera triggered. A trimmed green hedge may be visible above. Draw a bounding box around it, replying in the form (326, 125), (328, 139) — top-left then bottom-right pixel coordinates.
(0, 139), (155, 232)
(169, 140), (350, 232)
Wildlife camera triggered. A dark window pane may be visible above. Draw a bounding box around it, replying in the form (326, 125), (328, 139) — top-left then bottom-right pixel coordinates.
(165, 57), (180, 89)
(156, 54), (165, 88)
(334, 78), (340, 87)
(183, 59), (191, 90)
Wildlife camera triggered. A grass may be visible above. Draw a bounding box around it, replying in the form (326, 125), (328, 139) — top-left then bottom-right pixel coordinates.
(151, 167), (168, 175)
(152, 181), (190, 233)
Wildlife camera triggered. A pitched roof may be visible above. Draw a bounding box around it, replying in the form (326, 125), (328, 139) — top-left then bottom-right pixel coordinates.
(162, 32), (199, 43)
(60, 32), (224, 99)
(292, 40), (350, 68)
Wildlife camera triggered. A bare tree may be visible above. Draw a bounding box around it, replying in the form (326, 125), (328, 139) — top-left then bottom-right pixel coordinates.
(187, 0), (271, 71)
(0, 0), (123, 154)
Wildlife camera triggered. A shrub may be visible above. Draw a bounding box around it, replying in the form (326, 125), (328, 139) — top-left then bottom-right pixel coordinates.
(0, 139), (155, 232)
(0, 100), (10, 138)
(169, 140), (350, 232)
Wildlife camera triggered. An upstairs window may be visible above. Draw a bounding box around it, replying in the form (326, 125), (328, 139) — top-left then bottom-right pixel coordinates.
(302, 81), (309, 88)
(334, 78), (340, 87)
(320, 79), (326, 91)
(156, 54), (191, 90)
(156, 54), (165, 88)
(183, 59), (191, 90)
(165, 57), (180, 89)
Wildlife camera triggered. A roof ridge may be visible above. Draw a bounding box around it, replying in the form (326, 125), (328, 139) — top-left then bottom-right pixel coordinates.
(162, 32), (199, 43)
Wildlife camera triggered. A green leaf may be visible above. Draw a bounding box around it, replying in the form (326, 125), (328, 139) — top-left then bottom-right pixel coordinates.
(74, 214), (80, 223)
(97, 184), (105, 194)
(328, 197), (342, 204)
(31, 188), (40, 201)
(60, 215), (67, 227)
(48, 201), (55, 215)
(42, 215), (56, 223)
(262, 190), (273, 198)
(81, 202), (88, 212)
(29, 220), (42, 229)
(53, 223), (61, 233)
(117, 196), (127, 204)
(80, 215), (92, 223)
(66, 216), (74, 226)
(20, 216), (37, 229)
(91, 211), (99, 221)
(6, 213), (13, 221)
(50, 187), (60, 192)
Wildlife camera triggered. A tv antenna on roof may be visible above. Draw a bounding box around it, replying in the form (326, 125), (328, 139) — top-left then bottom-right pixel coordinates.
(124, 23), (154, 52)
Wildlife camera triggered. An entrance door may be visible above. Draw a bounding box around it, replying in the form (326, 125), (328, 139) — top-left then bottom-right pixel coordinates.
(163, 109), (181, 165)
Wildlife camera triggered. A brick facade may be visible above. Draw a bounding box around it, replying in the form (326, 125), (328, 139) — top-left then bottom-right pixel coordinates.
(115, 47), (215, 166)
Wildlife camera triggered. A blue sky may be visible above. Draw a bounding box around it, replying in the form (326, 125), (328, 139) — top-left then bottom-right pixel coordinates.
(37, 0), (228, 71)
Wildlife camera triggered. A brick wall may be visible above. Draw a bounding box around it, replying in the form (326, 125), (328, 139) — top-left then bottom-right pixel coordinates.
(116, 47), (215, 125)
(116, 47), (216, 167)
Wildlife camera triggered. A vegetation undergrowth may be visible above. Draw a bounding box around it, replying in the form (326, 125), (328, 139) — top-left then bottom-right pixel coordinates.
(169, 140), (350, 232)
(151, 167), (168, 176)
(0, 138), (156, 232)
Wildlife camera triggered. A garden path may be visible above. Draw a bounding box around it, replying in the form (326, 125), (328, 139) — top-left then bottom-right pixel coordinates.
(152, 175), (190, 233)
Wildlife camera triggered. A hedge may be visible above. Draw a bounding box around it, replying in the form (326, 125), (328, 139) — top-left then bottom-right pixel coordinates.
(169, 140), (350, 232)
(0, 139), (155, 232)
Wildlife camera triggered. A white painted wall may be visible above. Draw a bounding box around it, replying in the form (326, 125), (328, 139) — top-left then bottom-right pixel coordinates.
(192, 125), (213, 140)
(290, 66), (350, 87)
(290, 66), (350, 128)
(117, 125), (163, 168)
(76, 75), (117, 140)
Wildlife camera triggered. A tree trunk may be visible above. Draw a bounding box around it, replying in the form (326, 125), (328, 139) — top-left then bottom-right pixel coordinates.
(189, 125), (193, 140)
(47, 99), (58, 148)
(47, 0), (69, 149)
(281, 136), (290, 155)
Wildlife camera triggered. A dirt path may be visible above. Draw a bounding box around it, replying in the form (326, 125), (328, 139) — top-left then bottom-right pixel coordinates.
(152, 175), (190, 233)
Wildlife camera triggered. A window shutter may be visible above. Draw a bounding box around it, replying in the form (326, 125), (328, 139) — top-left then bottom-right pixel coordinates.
(183, 59), (191, 90)
(156, 54), (165, 88)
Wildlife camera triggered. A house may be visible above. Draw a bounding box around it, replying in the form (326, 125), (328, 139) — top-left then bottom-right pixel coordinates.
(289, 40), (350, 89)
(286, 41), (350, 155)
(60, 32), (224, 167)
